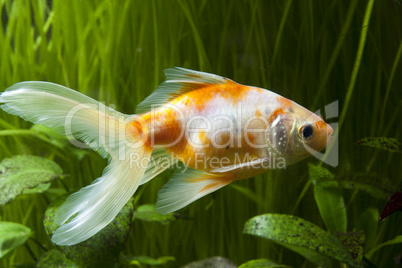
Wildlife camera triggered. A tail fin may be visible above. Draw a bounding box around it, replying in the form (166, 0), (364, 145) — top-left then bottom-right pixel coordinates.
(0, 82), (152, 245)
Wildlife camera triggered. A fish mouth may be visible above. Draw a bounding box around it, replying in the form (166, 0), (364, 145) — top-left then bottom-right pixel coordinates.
(310, 123), (334, 151)
(326, 125), (334, 146)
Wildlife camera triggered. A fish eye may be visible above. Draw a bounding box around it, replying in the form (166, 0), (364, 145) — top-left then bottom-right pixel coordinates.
(299, 124), (314, 140)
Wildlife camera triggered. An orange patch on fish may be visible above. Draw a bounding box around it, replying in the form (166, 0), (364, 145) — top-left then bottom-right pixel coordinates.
(189, 175), (234, 193)
(144, 109), (183, 146)
(217, 132), (231, 147)
(239, 132), (260, 158)
(166, 137), (193, 162)
(276, 96), (292, 108)
(172, 81), (250, 112)
(127, 120), (143, 135)
(198, 130), (209, 145)
(315, 120), (327, 129)
(246, 132), (256, 145)
(267, 107), (286, 124)
(200, 181), (220, 192)
(126, 119), (152, 150)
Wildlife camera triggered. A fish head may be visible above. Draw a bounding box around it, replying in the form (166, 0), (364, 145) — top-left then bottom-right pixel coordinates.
(266, 101), (333, 164)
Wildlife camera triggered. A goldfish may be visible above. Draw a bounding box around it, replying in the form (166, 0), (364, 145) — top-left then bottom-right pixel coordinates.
(0, 67), (333, 246)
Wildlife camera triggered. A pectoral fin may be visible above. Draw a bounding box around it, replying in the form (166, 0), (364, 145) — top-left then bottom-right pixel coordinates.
(155, 168), (233, 215)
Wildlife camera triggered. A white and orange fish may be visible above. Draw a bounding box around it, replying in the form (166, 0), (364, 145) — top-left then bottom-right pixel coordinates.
(0, 68), (333, 245)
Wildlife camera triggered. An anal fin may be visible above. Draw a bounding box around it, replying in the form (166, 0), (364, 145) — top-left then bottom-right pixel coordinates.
(210, 157), (270, 173)
(155, 168), (233, 215)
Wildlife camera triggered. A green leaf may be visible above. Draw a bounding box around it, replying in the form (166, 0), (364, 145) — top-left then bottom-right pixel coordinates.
(0, 155), (63, 206)
(356, 208), (379, 251)
(44, 195), (135, 267)
(365, 235), (402, 259)
(243, 214), (354, 266)
(356, 137), (402, 153)
(333, 231), (365, 263)
(239, 258), (290, 268)
(336, 173), (396, 199)
(0, 221), (31, 258)
(338, 182), (390, 200)
(133, 204), (176, 224)
(23, 183), (51, 194)
(275, 242), (332, 267)
(309, 164), (347, 232)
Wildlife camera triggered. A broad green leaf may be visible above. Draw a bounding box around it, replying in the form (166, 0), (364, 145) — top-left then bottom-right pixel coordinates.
(133, 204), (176, 224)
(243, 214), (354, 266)
(0, 221), (31, 258)
(356, 137), (402, 153)
(44, 196), (135, 267)
(334, 231), (365, 263)
(275, 242), (332, 267)
(23, 183), (51, 194)
(0, 155), (63, 206)
(239, 258), (290, 267)
(309, 164), (347, 232)
(365, 235), (402, 259)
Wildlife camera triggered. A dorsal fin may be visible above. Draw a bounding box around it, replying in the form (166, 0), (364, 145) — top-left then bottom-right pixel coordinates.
(135, 67), (231, 114)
